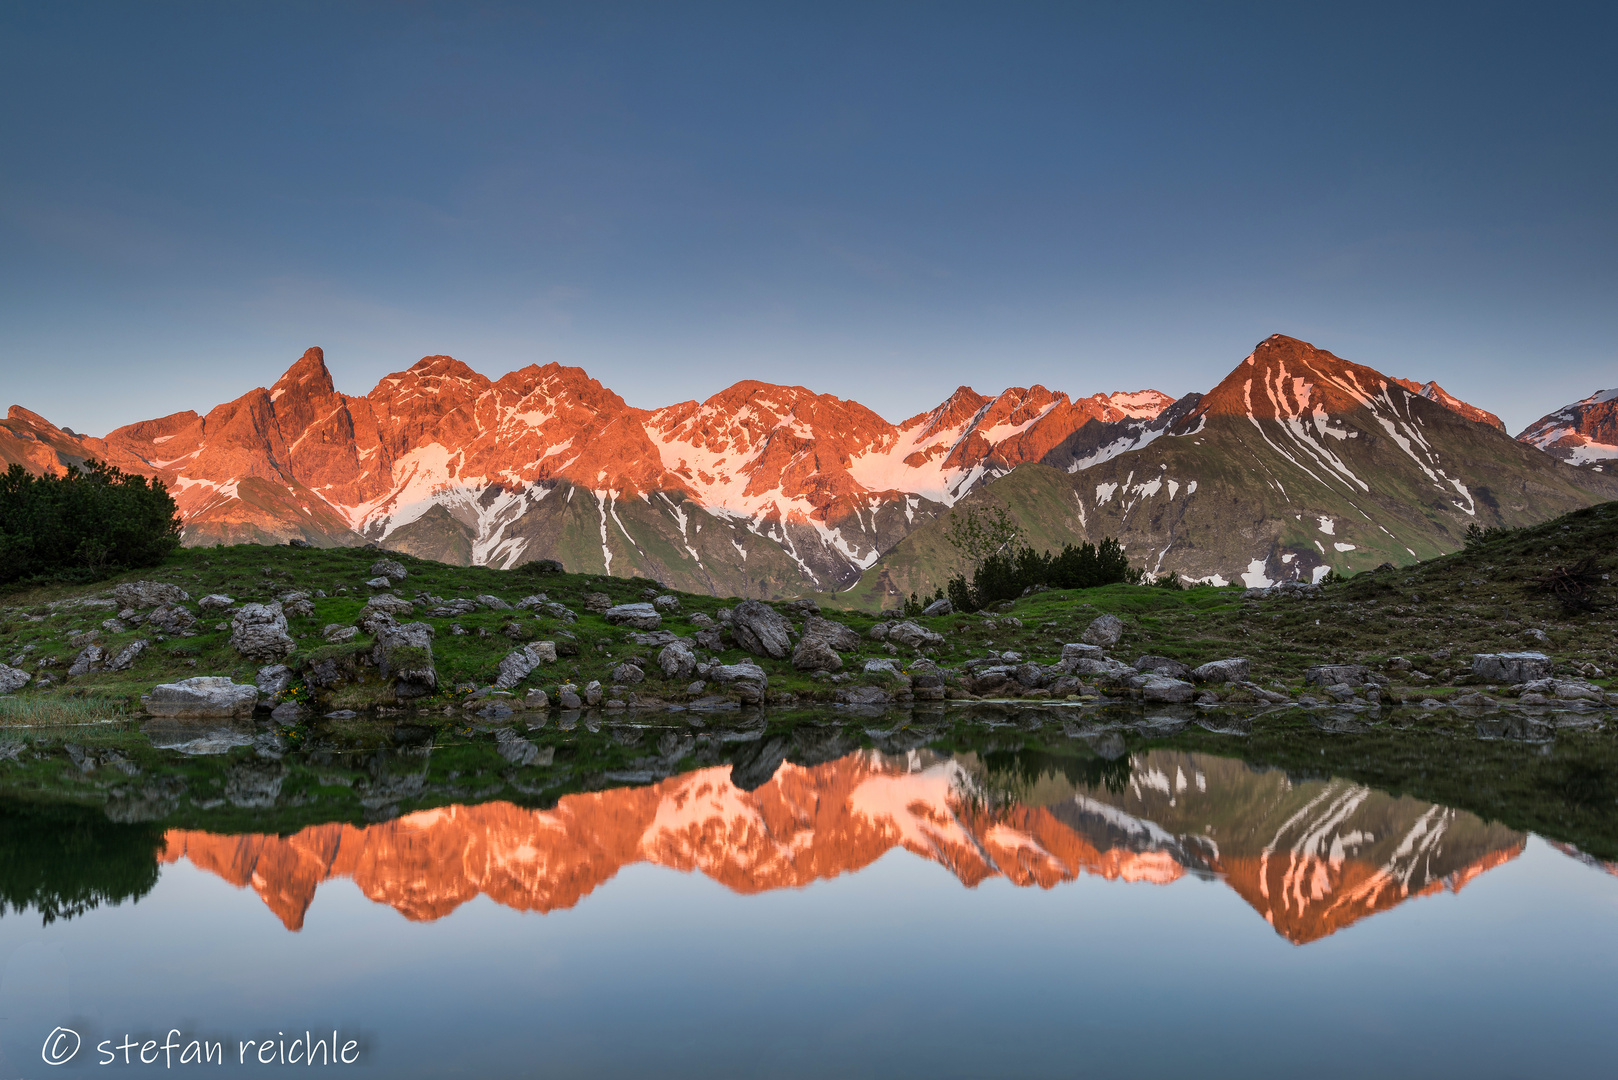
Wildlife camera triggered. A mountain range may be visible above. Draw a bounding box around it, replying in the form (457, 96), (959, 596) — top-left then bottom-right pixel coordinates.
(159, 748), (1525, 945)
(4, 334), (1614, 601)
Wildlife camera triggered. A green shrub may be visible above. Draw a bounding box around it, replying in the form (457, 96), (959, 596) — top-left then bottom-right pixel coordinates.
(946, 538), (1140, 612)
(0, 460), (181, 586)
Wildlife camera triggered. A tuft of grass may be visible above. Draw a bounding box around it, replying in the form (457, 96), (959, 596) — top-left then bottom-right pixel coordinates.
(0, 695), (132, 727)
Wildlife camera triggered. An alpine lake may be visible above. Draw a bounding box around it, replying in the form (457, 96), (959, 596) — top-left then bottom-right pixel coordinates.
(2, 696), (1616, 1079)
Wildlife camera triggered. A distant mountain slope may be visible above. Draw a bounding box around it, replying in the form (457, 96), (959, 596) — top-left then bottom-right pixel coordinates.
(1517, 388), (1618, 472)
(840, 335), (1618, 604)
(1388, 377), (1506, 431)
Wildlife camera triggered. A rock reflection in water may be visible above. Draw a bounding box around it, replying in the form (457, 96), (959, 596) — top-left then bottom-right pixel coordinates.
(161, 748), (1523, 943)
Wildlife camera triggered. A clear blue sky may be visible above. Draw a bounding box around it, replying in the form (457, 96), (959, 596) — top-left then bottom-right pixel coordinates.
(2, 1), (1614, 436)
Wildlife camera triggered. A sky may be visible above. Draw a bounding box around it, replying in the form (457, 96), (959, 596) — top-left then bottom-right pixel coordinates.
(1, 1), (1614, 437)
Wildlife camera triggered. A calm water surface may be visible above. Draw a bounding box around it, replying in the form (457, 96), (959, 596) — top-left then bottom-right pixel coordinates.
(1, 706), (1615, 1078)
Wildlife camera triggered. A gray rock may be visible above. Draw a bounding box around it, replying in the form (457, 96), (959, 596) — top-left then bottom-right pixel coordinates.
(106, 639), (149, 672)
(543, 602), (578, 622)
(627, 630), (680, 647)
(710, 662), (767, 685)
(838, 686), (892, 706)
(364, 577), (393, 588)
(524, 689), (550, 710)
(612, 662), (645, 685)
(278, 592), (315, 618)
(908, 661), (945, 689)
(687, 612), (716, 629)
(494, 642), (557, 689)
(324, 623), (359, 643)
(1059, 643), (1106, 672)
(370, 558), (408, 583)
(801, 616), (861, 651)
(1324, 683), (1361, 703)
(1081, 613), (1125, 647)
(230, 603), (295, 661)
(514, 594), (549, 610)
(1193, 657), (1251, 684)
(659, 641), (698, 680)
(730, 599), (792, 659)
(1140, 675), (1196, 703)
(583, 592), (613, 613)
(270, 701), (310, 724)
(147, 603), (197, 635)
(584, 680), (603, 706)
(792, 635), (843, 672)
(256, 664), (293, 695)
(921, 597), (954, 616)
(1134, 655), (1192, 679)
(868, 621), (891, 641)
(1472, 652), (1553, 684)
(68, 644), (106, 676)
(197, 594), (234, 611)
(372, 621), (438, 698)
(605, 602), (662, 631)
(146, 676), (259, 718)
(1015, 662), (1048, 689)
(1, 663), (34, 692)
(476, 593), (513, 611)
(101, 618), (128, 633)
(652, 594), (681, 611)
(887, 621), (944, 649)
(694, 628), (725, 651)
(1304, 663), (1382, 687)
(113, 581), (190, 609)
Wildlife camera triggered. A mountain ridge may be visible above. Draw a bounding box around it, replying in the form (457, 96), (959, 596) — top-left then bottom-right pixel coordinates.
(5, 335), (1611, 599)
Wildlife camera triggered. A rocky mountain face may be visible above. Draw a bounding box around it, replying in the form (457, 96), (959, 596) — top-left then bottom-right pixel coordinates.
(844, 335), (1618, 605)
(3, 348), (1172, 596)
(1389, 377), (1506, 431)
(1517, 388), (1618, 472)
(158, 748), (1524, 944)
(7, 334), (1607, 599)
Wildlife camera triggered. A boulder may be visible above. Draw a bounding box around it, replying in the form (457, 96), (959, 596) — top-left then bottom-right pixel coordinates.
(612, 662), (645, 685)
(801, 616), (861, 651)
(515, 594), (549, 610)
(543, 602), (578, 622)
(1472, 652), (1554, 684)
(494, 642), (557, 689)
(792, 635), (843, 672)
(921, 597), (954, 617)
(361, 593), (415, 617)
(197, 594), (234, 611)
(0, 664), (30, 693)
(863, 658), (905, 678)
(147, 603), (197, 635)
(323, 623), (358, 644)
(1015, 662), (1049, 689)
(524, 689), (550, 710)
(372, 621), (438, 698)
(868, 621), (891, 641)
(627, 630), (680, 647)
(230, 603), (295, 661)
(658, 641), (698, 680)
(1304, 663), (1382, 688)
(365, 577), (393, 588)
(255, 664), (293, 695)
(908, 661), (945, 689)
(370, 558), (408, 583)
(1140, 675), (1196, 703)
(710, 662), (767, 686)
(113, 581), (190, 609)
(886, 621), (944, 649)
(477, 594), (512, 611)
(605, 603), (662, 631)
(838, 686), (892, 706)
(68, 645), (106, 676)
(146, 676), (259, 718)
(1060, 643), (1105, 671)
(278, 592), (315, 618)
(105, 639), (148, 672)
(652, 594), (681, 612)
(689, 612), (717, 629)
(1081, 614), (1125, 647)
(1135, 655), (1193, 680)
(583, 592), (613, 613)
(693, 628), (725, 651)
(1193, 658), (1251, 684)
(730, 600), (792, 659)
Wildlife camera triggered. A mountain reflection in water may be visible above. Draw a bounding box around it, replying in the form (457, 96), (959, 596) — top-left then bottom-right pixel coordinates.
(160, 749), (1523, 943)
